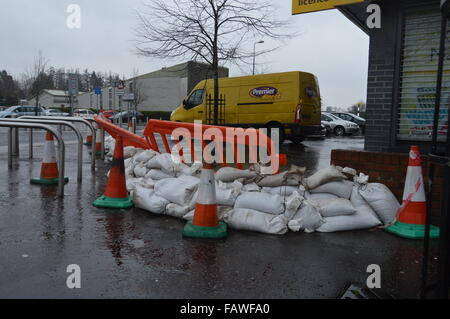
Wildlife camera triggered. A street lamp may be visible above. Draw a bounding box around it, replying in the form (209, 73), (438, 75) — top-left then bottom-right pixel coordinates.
(252, 40), (264, 75)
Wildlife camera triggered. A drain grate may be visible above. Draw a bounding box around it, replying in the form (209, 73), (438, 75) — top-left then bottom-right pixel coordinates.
(339, 283), (394, 299)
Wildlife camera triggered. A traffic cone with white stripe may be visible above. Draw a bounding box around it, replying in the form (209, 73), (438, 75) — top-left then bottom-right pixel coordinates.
(95, 128), (103, 156)
(30, 132), (69, 185)
(386, 145), (440, 239)
(183, 163), (227, 239)
(128, 119), (133, 132)
(93, 135), (133, 209)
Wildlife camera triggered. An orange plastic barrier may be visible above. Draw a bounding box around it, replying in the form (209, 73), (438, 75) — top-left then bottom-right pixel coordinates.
(93, 116), (150, 150)
(143, 120), (286, 173)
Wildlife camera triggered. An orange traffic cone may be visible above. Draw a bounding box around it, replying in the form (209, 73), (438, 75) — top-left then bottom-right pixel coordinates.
(386, 145), (440, 239)
(30, 132), (69, 185)
(93, 135), (133, 209)
(84, 134), (93, 146)
(183, 163), (227, 238)
(128, 120), (133, 133)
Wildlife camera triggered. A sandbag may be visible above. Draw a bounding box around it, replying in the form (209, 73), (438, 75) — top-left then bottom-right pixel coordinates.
(257, 165), (305, 187)
(216, 181), (242, 206)
(307, 192), (339, 201)
(317, 184), (381, 232)
(262, 186), (301, 196)
(133, 186), (169, 214)
(304, 166), (347, 190)
(133, 162), (149, 178)
(234, 192), (284, 215)
(146, 153), (179, 174)
(134, 149), (158, 163)
(242, 183), (261, 192)
(310, 180), (354, 199)
(311, 198), (356, 217)
(145, 169), (175, 180)
(124, 146), (140, 159)
(166, 203), (191, 218)
(215, 167), (257, 183)
(126, 177), (144, 191)
(359, 183), (400, 225)
(223, 208), (288, 235)
(180, 161), (202, 176)
(154, 177), (198, 206)
(288, 200), (324, 233)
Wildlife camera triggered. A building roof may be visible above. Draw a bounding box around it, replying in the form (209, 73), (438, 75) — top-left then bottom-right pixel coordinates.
(43, 89), (84, 97)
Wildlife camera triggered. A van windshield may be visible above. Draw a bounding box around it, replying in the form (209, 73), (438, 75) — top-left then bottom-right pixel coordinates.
(184, 89), (204, 109)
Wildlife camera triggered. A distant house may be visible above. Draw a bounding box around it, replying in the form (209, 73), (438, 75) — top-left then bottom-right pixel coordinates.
(28, 89), (83, 109)
(77, 61), (229, 112)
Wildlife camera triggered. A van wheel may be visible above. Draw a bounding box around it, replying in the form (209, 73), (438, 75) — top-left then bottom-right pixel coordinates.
(334, 126), (345, 137)
(290, 136), (304, 144)
(267, 124), (285, 145)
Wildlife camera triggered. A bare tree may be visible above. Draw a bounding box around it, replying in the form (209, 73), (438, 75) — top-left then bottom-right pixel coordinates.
(130, 68), (147, 112)
(24, 51), (49, 115)
(133, 0), (291, 125)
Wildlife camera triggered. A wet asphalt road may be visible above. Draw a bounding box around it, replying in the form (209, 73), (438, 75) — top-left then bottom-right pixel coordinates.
(0, 131), (439, 299)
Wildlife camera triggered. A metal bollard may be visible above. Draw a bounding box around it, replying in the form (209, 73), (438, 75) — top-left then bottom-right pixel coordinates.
(132, 117), (137, 134)
(8, 128), (13, 168)
(29, 128), (33, 159)
(10, 114), (19, 156)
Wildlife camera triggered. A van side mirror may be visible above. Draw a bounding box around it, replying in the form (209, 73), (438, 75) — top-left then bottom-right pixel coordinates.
(182, 99), (187, 106)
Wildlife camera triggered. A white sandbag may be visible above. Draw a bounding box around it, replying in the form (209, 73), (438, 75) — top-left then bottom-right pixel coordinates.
(216, 187), (239, 207)
(307, 192), (339, 201)
(179, 161), (202, 176)
(133, 186), (169, 214)
(288, 200), (324, 233)
(145, 169), (175, 180)
(146, 153), (179, 174)
(215, 167), (257, 183)
(316, 184), (381, 232)
(154, 178), (198, 206)
(126, 177), (144, 191)
(133, 162), (149, 178)
(223, 208), (288, 235)
(304, 166), (347, 190)
(311, 198), (356, 217)
(310, 180), (354, 199)
(242, 183), (261, 192)
(359, 183), (400, 225)
(165, 203), (191, 219)
(124, 158), (134, 169)
(234, 192), (284, 215)
(140, 177), (155, 189)
(262, 186), (299, 196)
(343, 167), (357, 176)
(284, 191), (304, 220)
(134, 149), (158, 163)
(177, 174), (200, 187)
(124, 146), (140, 159)
(257, 165), (305, 187)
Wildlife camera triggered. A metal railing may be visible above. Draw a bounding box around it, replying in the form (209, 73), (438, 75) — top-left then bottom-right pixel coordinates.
(2, 118), (83, 182)
(0, 122), (66, 197)
(19, 116), (96, 171)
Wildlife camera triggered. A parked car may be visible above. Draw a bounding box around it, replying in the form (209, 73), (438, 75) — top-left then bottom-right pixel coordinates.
(0, 105), (47, 118)
(322, 121), (332, 137)
(101, 110), (117, 119)
(321, 112), (359, 136)
(45, 109), (70, 117)
(112, 111), (146, 123)
(332, 112), (366, 134)
(74, 109), (97, 118)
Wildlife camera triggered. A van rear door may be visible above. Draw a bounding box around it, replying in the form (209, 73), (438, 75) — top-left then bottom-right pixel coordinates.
(300, 74), (321, 126)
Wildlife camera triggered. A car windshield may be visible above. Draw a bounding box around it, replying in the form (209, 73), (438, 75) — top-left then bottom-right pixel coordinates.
(324, 113), (341, 121)
(350, 114), (365, 121)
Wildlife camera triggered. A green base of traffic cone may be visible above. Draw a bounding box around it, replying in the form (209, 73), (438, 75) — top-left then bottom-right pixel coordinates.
(182, 221), (227, 239)
(93, 195), (133, 209)
(83, 142), (92, 146)
(385, 221), (440, 239)
(30, 177), (69, 185)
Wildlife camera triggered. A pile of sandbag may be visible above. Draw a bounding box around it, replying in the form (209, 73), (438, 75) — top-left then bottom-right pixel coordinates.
(105, 137), (400, 235)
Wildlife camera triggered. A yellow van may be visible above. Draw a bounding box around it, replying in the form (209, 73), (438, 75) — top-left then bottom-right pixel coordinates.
(170, 71), (321, 143)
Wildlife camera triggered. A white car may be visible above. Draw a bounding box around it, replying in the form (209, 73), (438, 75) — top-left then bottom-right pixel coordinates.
(321, 112), (360, 136)
(74, 109), (97, 118)
(45, 109), (69, 117)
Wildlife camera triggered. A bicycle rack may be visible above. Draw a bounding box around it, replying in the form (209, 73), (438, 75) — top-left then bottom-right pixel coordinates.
(19, 116), (96, 171)
(2, 118), (84, 183)
(0, 121), (66, 197)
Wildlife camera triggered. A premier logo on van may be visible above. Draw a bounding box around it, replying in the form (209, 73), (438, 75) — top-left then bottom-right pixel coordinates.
(250, 86), (278, 98)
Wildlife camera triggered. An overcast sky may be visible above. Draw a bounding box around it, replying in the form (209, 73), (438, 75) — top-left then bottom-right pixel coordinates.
(0, 0), (369, 109)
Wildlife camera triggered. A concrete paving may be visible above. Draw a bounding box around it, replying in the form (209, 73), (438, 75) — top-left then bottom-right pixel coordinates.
(0, 132), (439, 299)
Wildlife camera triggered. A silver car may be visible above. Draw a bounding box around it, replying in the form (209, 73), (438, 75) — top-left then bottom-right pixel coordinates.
(321, 112), (360, 136)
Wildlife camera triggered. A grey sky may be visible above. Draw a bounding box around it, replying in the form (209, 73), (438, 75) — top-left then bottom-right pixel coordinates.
(0, 0), (369, 109)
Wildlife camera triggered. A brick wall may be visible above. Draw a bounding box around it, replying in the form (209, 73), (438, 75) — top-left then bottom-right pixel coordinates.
(331, 149), (444, 225)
